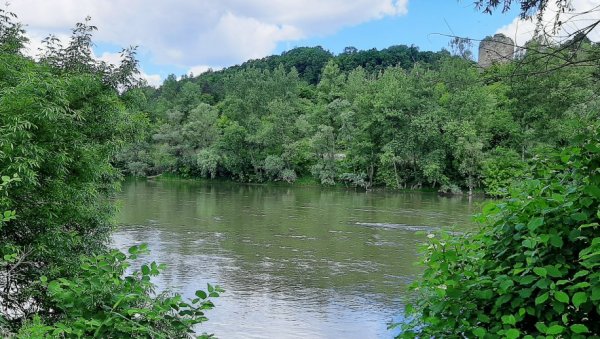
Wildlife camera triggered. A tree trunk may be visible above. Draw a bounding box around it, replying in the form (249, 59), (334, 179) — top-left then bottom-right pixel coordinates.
(393, 161), (400, 189)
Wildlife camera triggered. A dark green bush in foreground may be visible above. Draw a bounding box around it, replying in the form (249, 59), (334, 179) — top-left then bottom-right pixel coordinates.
(16, 245), (221, 338)
(2, 174), (221, 338)
(399, 128), (600, 338)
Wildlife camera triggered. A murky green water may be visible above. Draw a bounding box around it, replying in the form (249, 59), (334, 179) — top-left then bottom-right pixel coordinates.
(113, 179), (485, 339)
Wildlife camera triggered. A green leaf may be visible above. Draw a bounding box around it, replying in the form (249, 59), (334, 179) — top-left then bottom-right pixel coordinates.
(477, 314), (490, 323)
(522, 239), (535, 248)
(533, 267), (547, 278)
(473, 327), (486, 337)
(571, 212), (587, 222)
(573, 270), (589, 279)
(505, 328), (520, 339)
(502, 315), (516, 325)
(579, 222), (599, 230)
(545, 265), (562, 278)
(554, 291), (569, 304)
(195, 290), (207, 299)
(549, 235), (563, 248)
(546, 325), (564, 335)
(519, 275), (536, 285)
(535, 322), (548, 333)
(141, 265), (150, 275)
(569, 282), (590, 290)
(572, 292), (587, 308)
(499, 279), (514, 291)
(527, 217), (544, 230)
(591, 286), (600, 301)
(535, 292), (549, 305)
(475, 289), (493, 300)
(570, 324), (589, 334)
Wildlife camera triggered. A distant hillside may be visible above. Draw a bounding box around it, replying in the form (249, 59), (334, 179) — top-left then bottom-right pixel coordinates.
(149, 44), (450, 101)
(118, 40), (598, 195)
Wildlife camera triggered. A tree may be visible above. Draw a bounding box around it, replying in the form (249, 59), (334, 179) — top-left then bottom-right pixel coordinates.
(0, 12), (219, 337)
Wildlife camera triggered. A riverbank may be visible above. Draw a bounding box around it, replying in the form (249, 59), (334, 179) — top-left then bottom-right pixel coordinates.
(131, 173), (488, 196)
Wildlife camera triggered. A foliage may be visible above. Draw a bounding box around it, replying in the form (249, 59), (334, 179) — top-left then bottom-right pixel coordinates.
(482, 147), (527, 197)
(118, 38), (599, 194)
(0, 16), (138, 321)
(16, 245), (221, 338)
(1, 11), (219, 338)
(398, 128), (600, 337)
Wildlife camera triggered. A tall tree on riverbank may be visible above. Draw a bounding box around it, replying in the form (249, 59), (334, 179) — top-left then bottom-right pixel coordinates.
(0, 11), (218, 337)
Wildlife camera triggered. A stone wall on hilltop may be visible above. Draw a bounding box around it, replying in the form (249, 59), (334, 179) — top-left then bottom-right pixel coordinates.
(478, 33), (515, 68)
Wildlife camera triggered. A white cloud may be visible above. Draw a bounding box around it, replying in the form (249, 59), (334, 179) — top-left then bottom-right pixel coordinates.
(496, 0), (600, 47)
(9, 0), (409, 68)
(188, 65), (222, 76)
(22, 31), (70, 59)
(95, 51), (123, 66)
(140, 71), (162, 88)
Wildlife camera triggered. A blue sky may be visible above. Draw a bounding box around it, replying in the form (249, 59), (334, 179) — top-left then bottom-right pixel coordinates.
(275, 2), (520, 56)
(12, 0), (596, 86)
(137, 1), (521, 81)
(140, 1), (520, 83)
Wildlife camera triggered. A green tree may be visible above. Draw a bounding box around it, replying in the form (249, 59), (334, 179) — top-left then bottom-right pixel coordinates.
(0, 13), (219, 337)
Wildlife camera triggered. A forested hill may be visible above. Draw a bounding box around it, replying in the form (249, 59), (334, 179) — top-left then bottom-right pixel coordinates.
(157, 44), (447, 102)
(226, 45), (445, 84)
(117, 41), (599, 196)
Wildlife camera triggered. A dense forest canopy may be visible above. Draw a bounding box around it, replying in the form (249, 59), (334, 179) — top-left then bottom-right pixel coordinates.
(117, 37), (599, 196)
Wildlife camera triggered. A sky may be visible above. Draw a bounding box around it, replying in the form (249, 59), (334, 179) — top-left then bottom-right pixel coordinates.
(8, 0), (599, 87)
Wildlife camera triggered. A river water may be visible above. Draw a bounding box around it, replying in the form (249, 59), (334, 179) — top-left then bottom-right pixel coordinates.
(113, 179), (485, 338)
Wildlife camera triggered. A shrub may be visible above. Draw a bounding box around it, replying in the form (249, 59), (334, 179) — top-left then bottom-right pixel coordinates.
(280, 169), (298, 183)
(197, 149), (221, 179)
(263, 155), (285, 180)
(339, 172), (370, 189)
(482, 147), (527, 197)
(438, 183), (463, 195)
(16, 245), (221, 338)
(399, 129), (600, 337)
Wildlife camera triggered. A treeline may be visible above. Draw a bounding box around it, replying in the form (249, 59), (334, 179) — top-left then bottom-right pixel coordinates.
(118, 41), (599, 195)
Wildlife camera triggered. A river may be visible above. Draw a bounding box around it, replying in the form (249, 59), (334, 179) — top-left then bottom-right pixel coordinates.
(113, 179), (485, 338)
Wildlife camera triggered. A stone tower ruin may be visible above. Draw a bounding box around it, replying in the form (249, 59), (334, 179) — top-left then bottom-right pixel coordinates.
(478, 33), (515, 68)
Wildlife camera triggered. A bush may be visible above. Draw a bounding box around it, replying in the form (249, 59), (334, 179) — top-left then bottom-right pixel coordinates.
(280, 168), (298, 183)
(263, 155), (285, 180)
(399, 129), (600, 337)
(310, 162), (337, 185)
(339, 172), (370, 189)
(0, 52), (127, 321)
(17, 245), (221, 338)
(438, 183), (463, 195)
(482, 147), (527, 197)
(197, 149), (221, 179)
(0, 11), (222, 338)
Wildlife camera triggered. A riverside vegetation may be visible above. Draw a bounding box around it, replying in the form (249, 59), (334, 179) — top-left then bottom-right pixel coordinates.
(398, 132), (600, 337)
(115, 31), (598, 196)
(1, 0), (600, 337)
(0, 11), (221, 338)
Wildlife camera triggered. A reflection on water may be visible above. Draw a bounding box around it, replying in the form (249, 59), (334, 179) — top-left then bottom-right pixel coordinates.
(113, 179), (484, 339)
